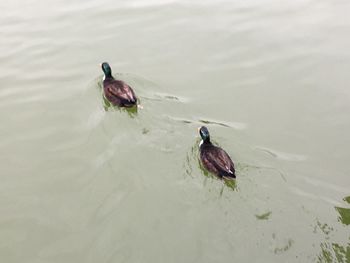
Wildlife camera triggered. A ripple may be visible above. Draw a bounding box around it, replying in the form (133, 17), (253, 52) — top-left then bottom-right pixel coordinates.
(92, 135), (126, 169)
(290, 187), (343, 207)
(140, 92), (189, 103)
(198, 119), (247, 130)
(256, 146), (307, 161)
(86, 109), (106, 130)
(302, 176), (349, 195)
(153, 92), (190, 103)
(169, 116), (247, 130)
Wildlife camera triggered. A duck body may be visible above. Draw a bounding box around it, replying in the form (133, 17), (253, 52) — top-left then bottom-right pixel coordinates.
(103, 77), (137, 107)
(101, 62), (137, 107)
(198, 126), (236, 179)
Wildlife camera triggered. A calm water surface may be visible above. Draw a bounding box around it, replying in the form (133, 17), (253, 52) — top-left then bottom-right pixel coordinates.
(1, 0), (350, 262)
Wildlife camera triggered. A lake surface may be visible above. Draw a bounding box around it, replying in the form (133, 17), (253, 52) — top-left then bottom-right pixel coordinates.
(1, 0), (350, 262)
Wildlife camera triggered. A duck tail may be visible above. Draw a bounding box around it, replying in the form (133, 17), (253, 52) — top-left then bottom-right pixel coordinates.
(221, 171), (236, 180)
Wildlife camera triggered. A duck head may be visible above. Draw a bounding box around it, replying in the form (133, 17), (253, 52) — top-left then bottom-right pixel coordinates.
(199, 126), (210, 143)
(101, 62), (112, 78)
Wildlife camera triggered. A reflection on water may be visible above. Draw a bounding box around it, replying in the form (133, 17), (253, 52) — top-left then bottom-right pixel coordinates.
(345, 197), (350, 204)
(317, 234), (350, 263)
(335, 196), (350, 226)
(316, 196), (350, 262)
(335, 207), (350, 226)
(255, 211), (272, 220)
(273, 238), (294, 255)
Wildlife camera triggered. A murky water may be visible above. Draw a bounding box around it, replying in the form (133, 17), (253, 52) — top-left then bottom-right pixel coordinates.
(1, 0), (350, 262)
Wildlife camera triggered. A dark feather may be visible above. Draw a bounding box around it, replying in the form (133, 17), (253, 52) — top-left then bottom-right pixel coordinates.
(200, 142), (236, 179)
(103, 78), (137, 107)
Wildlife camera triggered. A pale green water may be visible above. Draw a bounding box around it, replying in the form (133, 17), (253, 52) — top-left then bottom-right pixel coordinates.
(1, 0), (350, 262)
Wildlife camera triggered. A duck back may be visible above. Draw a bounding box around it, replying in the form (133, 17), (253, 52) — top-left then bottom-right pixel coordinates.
(200, 142), (236, 179)
(103, 78), (137, 107)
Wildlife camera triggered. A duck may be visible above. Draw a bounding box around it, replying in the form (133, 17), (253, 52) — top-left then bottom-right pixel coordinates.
(100, 62), (137, 107)
(198, 126), (236, 179)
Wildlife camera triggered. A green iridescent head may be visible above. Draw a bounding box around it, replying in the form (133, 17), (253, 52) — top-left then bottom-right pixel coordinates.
(199, 126), (210, 142)
(101, 62), (112, 78)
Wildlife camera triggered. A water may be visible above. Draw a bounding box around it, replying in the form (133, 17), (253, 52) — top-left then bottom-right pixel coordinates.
(1, 0), (350, 262)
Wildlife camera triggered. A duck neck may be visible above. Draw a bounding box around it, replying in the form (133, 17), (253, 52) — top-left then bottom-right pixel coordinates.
(104, 72), (112, 80)
(203, 138), (211, 144)
(200, 138), (211, 148)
